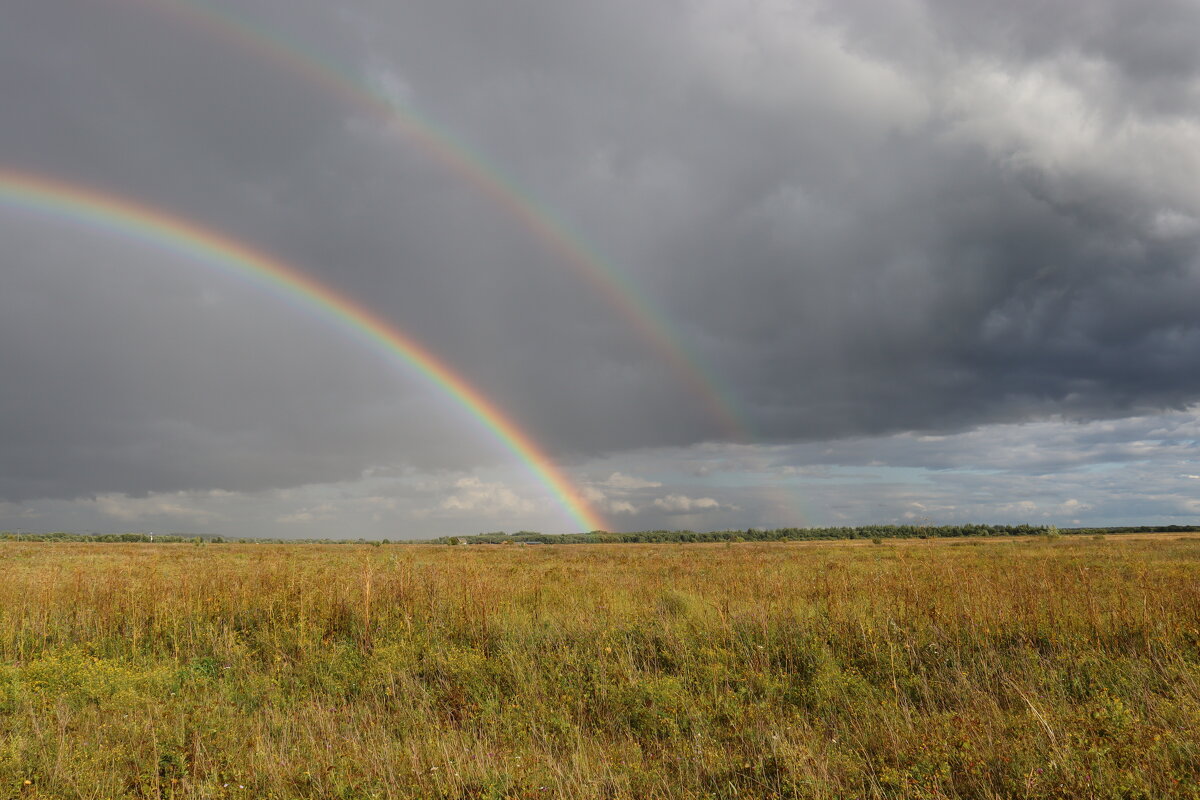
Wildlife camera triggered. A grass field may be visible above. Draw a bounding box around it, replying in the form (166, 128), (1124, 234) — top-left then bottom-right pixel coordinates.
(2, 536), (1199, 798)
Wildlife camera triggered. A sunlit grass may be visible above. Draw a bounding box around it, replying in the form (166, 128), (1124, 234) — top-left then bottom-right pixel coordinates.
(2, 536), (1199, 798)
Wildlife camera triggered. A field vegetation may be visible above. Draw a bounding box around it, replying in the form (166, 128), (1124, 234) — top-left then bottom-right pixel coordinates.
(2, 536), (1199, 798)
(6, 523), (1197, 545)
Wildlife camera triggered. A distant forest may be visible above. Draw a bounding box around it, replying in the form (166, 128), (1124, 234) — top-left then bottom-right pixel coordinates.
(1, 524), (1195, 545)
(428, 524), (1196, 545)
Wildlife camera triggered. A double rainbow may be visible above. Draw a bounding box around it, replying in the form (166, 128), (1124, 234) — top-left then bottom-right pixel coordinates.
(0, 170), (606, 532)
(127, 0), (748, 440)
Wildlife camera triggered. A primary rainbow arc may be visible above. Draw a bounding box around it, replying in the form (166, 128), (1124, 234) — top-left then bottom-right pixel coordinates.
(0, 169), (606, 533)
(129, 0), (749, 441)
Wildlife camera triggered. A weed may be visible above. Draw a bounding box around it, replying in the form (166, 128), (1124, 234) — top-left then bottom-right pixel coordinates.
(0, 537), (1198, 798)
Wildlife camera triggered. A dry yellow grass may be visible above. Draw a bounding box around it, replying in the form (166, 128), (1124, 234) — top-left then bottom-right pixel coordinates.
(2, 536), (1199, 798)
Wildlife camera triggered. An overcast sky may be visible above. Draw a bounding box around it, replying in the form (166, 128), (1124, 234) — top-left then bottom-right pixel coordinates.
(2, 0), (1198, 537)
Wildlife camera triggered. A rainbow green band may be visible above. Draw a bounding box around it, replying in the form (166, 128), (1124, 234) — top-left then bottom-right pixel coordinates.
(0, 169), (606, 533)
(130, 0), (748, 440)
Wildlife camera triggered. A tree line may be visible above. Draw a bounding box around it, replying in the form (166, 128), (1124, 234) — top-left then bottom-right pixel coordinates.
(2, 523), (1194, 545)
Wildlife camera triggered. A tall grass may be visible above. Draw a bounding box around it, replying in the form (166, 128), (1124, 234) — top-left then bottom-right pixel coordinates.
(2, 537), (1199, 798)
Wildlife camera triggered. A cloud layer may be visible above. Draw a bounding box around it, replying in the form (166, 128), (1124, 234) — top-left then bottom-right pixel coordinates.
(1, 0), (1197, 533)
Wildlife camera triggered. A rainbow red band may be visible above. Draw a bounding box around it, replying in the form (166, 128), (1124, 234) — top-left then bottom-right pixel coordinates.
(0, 169), (606, 533)
(128, 0), (747, 441)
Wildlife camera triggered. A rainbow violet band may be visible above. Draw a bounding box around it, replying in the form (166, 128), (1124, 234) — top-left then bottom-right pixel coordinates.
(0, 169), (606, 533)
(127, 0), (747, 441)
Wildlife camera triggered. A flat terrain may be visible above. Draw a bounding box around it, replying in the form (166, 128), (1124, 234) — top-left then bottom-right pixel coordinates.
(2, 536), (1199, 798)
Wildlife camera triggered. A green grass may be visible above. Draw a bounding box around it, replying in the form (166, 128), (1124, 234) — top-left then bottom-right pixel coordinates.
(2, 536), (1199, 798)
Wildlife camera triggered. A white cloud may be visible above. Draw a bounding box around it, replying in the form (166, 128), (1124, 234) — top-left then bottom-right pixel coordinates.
(653, 494), (724, 513)
(363, 57), (416, 108)
(581, 486), (640, 515)
(438, 477), (535, 516)
(690, 0), (928, 132)
(598, 472), (662, 490)
(276, 503), (338, 525)
(945, 55), (1200, 217)
(0, 501), (37, 521)
(92, 492), (226, 523)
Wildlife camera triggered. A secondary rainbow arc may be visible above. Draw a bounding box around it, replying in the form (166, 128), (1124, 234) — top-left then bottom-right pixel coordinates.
(129, 0), (749, 441)
(0, 169), (606, 533)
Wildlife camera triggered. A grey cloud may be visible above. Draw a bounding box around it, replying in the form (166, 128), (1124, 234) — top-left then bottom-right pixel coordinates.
(2, 0), (1198, 517)
(6, 408), (1197, 536)
(578, 408), (1200, 530)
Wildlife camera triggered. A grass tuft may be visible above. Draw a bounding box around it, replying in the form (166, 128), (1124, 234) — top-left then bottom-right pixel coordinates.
(1, 536), (1199, 797)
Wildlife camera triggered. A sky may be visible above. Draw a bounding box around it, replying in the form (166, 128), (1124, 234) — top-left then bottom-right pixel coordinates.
(2, 0), (1198, 538)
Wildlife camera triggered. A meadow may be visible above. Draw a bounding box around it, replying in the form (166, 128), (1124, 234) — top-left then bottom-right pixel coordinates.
(1, 536), (1198, 799)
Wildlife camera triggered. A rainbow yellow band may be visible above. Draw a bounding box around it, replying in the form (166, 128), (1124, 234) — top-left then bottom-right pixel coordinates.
(0, 169), (606, 533)
(132, 0), (748, 440)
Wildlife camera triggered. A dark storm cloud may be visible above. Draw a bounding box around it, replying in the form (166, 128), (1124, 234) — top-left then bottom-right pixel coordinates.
(1, 0), (1198, 505)
(350, 0), (1200, 441)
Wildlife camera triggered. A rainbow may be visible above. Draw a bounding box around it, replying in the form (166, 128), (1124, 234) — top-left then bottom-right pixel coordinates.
(124, 0), (748, 440)
(0, 169), (606, 533)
